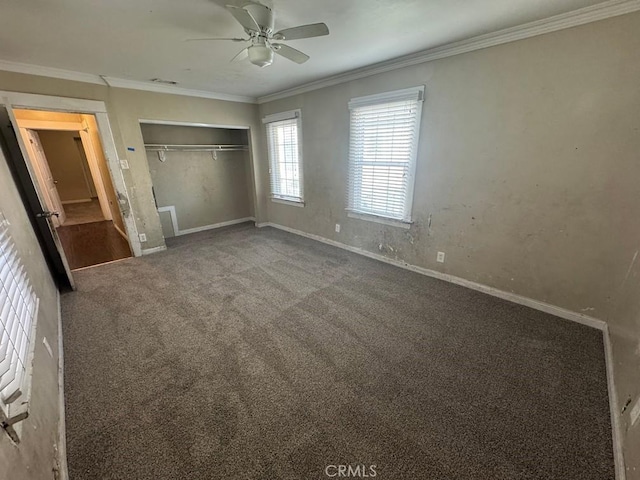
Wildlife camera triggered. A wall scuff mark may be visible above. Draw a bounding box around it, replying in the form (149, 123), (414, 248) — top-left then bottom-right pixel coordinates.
(621, 250), (639, 289)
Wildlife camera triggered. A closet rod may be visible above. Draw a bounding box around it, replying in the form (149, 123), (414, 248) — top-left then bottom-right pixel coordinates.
(144, 143), (248, 151)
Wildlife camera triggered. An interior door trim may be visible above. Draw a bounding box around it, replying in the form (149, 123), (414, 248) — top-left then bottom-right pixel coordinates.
(0, 91), (142, 257)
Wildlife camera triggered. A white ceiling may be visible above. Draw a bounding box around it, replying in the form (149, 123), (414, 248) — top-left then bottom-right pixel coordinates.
(0, 0), (610, 98)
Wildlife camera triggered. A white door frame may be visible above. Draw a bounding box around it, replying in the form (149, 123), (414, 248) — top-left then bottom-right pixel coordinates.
(15, 117), (113, 221)
(0, 91), (142, 257)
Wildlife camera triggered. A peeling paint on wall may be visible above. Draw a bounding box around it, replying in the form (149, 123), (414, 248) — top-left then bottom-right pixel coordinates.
(117, 191), (130, 216)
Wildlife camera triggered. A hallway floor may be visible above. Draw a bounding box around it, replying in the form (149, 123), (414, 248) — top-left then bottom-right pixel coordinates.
(61, 198), (104, 226)
(57, 220), (131, 269)
(60, 224), (614, 480)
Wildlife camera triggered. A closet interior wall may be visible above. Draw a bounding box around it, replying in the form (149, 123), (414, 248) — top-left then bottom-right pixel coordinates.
(141, 123), (253, 239)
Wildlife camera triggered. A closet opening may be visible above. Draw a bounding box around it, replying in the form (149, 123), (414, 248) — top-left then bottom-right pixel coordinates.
(140, 121), (254, 243)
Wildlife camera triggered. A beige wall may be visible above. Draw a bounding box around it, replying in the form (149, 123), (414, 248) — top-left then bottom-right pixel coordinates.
(37, 130), (93, 203)
(140, 123), (248, 146)
(0, 144), (61, 479)
(106, 88), (265, 250)
(0, 72), (267, 252)
(148, 150), (252, 236)
(259, 12), (640, 477)
(142, 124), (252, 237)
(0, 74), (268, 477)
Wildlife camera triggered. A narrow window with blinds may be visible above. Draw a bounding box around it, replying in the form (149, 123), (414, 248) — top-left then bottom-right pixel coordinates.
(263, 109), (304, 204)
(347, 86), (424, 224)
(0, 210), (39, 435)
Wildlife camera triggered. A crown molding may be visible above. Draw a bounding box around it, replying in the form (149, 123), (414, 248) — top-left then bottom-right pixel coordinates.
(0, 59), (107, 86)
(257, 0), (640, 104)
(0, 60), (257, 104)
(101, 77), (257, 104)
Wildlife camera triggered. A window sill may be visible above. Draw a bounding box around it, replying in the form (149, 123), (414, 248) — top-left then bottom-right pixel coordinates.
(271, 198), (305, 208)
(347, 212), (412, 229)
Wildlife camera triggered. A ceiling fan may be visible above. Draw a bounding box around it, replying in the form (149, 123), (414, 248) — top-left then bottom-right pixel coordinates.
(187, 1), (329, 67)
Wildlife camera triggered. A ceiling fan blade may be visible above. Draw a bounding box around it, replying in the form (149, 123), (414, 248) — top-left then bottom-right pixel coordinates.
(230, 47), (249, 63)
(185, 37), (247, 42)
(271, 44), (309, 64)
(244, 2), (273, 27)
(273, 23), (329, 41)
(225, 5), (260, 32)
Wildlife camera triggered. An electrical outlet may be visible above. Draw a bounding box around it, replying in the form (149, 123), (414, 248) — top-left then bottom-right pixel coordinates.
(335, 224), (341, 233)
(631, 397), (640, 426)
(139, 233), (147, 242)
(120, 159), (130, 170)
(436, 251), (445, 263)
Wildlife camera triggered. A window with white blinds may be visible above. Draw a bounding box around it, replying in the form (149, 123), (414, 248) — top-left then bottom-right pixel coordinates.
(0, 211), (38, 408)
(263, 110), (303, 204)
(347, 86), (424, 223)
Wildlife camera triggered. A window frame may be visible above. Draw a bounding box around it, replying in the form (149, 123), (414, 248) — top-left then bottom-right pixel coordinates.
(263, 109), (304, 206)
(346, 86), (425, 226)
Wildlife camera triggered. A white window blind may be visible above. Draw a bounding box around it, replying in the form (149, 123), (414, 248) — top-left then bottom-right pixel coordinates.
(347, 86), (424, 223)
(264, 110), (303, 203)
(0, 212), (38, 407)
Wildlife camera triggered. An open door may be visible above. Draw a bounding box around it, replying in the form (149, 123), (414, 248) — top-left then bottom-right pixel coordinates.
(19, 129), (66, 227)
(0, 105), (74, 289)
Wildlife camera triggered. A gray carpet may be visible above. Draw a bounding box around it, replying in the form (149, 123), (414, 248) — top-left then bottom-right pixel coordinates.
(61, 224), (614, 480)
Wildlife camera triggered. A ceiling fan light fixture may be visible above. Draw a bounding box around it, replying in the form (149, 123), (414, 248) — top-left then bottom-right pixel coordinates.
(248, 44), (274, 67)
(188, 3), (329, 68)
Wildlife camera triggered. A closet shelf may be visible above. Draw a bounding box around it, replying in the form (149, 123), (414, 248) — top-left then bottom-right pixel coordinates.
(144, 143), (248, 152)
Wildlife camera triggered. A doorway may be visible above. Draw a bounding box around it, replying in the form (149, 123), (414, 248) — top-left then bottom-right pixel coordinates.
(13, 109), (132, 270)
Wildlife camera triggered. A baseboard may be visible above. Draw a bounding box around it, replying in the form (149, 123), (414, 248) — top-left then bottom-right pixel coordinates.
(157, 205), (254, 237)
(141, 245), (167, 256)
(177, 217), (256, 236)
(61, 199), (92, 205)
(604, 327), (626, 480)
(256, 222), (606, 330)
(56, 291), (69, 480)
